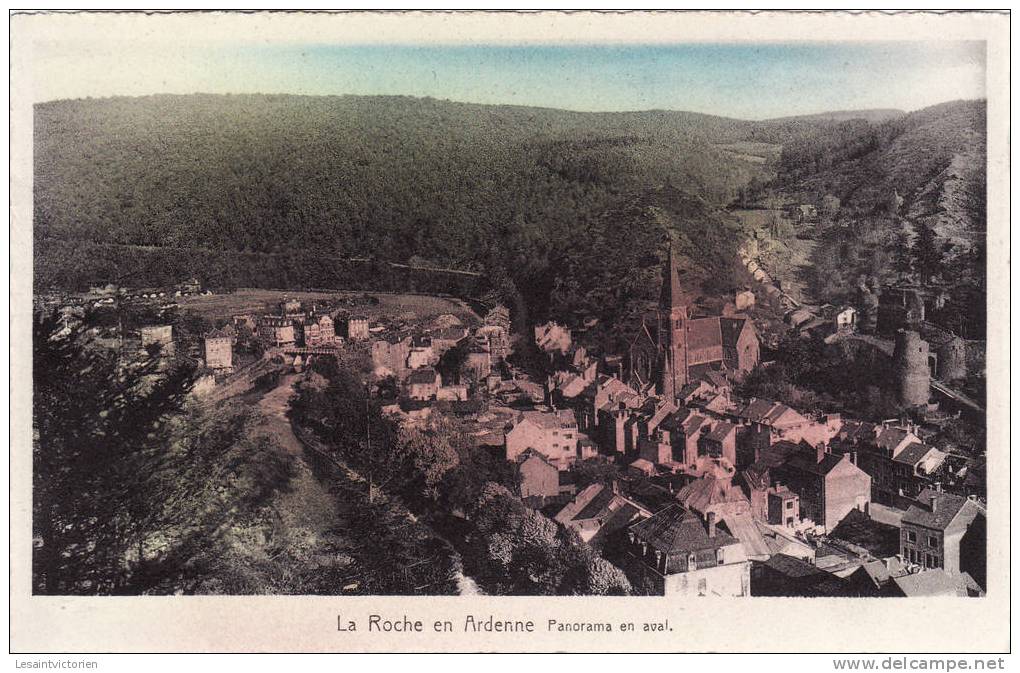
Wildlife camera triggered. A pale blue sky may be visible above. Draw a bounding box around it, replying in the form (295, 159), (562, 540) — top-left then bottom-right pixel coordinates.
(32, 40), (985, 119)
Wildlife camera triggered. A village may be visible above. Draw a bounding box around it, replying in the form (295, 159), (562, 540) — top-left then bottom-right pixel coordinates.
(33, 227), (988, 600)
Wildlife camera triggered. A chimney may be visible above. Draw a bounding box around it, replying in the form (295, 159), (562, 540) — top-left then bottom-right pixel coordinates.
(816, 443), (826, 463)
(929, 494), (938, 512)
(707, 511), (717, 538)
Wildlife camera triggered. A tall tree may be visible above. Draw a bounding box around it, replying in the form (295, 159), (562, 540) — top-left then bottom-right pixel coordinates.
(33, 311), (194, 594)
(911, 221), (943, 285)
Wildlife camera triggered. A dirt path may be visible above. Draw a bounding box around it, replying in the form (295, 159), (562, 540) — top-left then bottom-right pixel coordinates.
(255, 373), (304, 454)
(252, 373), (339, 543)
(260, 373), (477, 595)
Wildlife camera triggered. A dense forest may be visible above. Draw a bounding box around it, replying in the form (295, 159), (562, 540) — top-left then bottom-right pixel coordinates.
(32, 95), (836, 329)
(777, 99), (986, 241)
(35, 94), (987, 345)
(771, 99), (987, 337)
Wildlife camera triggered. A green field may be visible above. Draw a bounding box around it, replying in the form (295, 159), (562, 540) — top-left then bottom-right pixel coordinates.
(177, 288), (479, 324)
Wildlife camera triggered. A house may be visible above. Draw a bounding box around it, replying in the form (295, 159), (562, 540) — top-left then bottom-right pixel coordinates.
(515, 450), (560, 504)
(722, 514), (815, 563)
(430, 326), (468, 355)
(406, 368), (439, 401)
(371, 335), (412, 378)
(406, 335), (435, 369)
(661, 409), (709, 468)
(303, 314), (337, 347)
(675, 476), (751, 520)
(534, 321), (572, 356)
(140, 324), (173, 348)
(747, 441), (871, 533)
(834, 420), (947, 505)
(258, 316), (295, 348)
(232, 314), (256, 330)
(900, 489), (986, 588)
(773, 447), (871, 533)
(628, 458), (656, 478)
(280, 297), (303, 316)
(846, 557), (909, 596)
(835, 306), (857, 331)
(504, 409), (583, 469)
(555, 482), (652, 545)
(698, 420), (738, 465)
(751, 554), (852, 597)
(626, 506), (750, 597)
(203, 328), (233, 370)
(890, 568), (984, 597)
(734, 289), (756, 311)
(766, 485), (800, 528)
(347, 315), (370, 340)
(583, 375), (644, 452)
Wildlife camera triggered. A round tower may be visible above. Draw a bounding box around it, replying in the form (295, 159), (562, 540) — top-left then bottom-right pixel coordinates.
(893, 329), (930, 408)
(936, 336), (967, 381)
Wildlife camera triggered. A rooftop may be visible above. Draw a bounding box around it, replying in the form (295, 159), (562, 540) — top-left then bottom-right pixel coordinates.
(902, 489), (982, 531)
(630, 504), (736, 555)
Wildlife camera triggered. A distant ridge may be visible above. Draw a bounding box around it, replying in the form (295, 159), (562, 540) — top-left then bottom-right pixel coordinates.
(768, 109), (907, 124)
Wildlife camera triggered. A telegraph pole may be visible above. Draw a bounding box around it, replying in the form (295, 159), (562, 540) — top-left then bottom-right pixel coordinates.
(366, 382), (373, 503)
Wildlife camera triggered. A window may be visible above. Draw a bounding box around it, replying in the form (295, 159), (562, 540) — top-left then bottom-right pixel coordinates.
(906, 531), (917, 543)
(786, 501), (794, 510)
(927, 536), (938, 548)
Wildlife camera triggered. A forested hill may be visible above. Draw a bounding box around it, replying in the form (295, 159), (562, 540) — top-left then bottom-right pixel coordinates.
(777, 99), (987, 243)
(34, 94), (789, 335)
(34, 94), (768, 254)
(33, 94), (986, 346)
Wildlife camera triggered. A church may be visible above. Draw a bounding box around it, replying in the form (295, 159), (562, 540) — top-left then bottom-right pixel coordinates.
(627, 244), (760, 399)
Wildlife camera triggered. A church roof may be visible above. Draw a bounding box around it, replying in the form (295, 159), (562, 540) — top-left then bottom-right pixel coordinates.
(687, 317), (723, 351)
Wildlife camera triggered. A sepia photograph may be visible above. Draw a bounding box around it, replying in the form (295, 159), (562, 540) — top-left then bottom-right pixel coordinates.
(9, 8), (1011, 656)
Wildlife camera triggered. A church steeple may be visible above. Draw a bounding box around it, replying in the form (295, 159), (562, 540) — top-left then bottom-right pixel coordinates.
(657, 238), (688, 401)
(659, 240), (685, 311)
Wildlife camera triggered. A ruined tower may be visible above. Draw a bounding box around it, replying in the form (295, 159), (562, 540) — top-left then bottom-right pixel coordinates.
(893, 329), (930, 408)
(936, 336), (967, 382)
(657, 242), (688, 401)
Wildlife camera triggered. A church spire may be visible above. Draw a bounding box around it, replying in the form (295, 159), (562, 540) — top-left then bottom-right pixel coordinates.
(660, 239), (684, 311)
(658, 237), (688, 401)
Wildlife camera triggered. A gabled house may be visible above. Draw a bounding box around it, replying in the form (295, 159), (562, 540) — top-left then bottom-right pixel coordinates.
(555, 482), (651, 545)
(515, 449), (561, 505)
(504, 409), (587, 469)
(675, 475), (751, 520)
(406, 368), (439, 401)
(534, 321), (573, 356)
(746, 441), (871, 533)
(625, 505), (750, 597)
(751, 553), (853, 597)
(900, 489), (986, 589)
